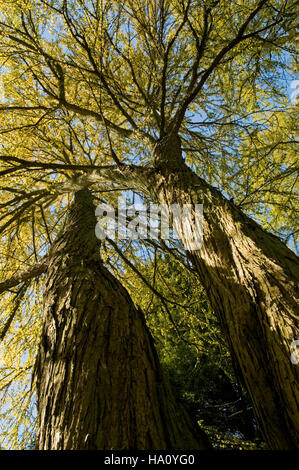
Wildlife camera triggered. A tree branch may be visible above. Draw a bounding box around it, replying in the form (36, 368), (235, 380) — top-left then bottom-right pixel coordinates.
(169, 0), (270, 134)
(0, 258), (48, 296)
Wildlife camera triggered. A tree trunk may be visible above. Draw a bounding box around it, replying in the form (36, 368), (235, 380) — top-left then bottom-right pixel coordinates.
(35, 188), (210, 450)
(151, 136), (299, 449)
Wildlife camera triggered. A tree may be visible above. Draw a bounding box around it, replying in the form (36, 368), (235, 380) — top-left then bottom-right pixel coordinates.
(34, 187), (210, 449)
(0, 0), (298, 449)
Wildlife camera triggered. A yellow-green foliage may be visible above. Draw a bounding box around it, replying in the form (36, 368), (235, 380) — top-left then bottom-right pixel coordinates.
(0, 0), (297, 448)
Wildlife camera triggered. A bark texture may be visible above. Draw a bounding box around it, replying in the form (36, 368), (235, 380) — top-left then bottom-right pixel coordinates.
(150, 137), (299, 449)
(35, 188), (210, 450)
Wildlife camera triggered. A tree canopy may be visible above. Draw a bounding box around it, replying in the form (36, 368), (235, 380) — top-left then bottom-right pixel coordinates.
(0, 0), (297, 449)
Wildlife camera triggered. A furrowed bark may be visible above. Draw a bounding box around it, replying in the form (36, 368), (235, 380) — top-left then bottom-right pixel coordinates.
(35, 188), (210, 450)
(150, 135), (299, 450)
